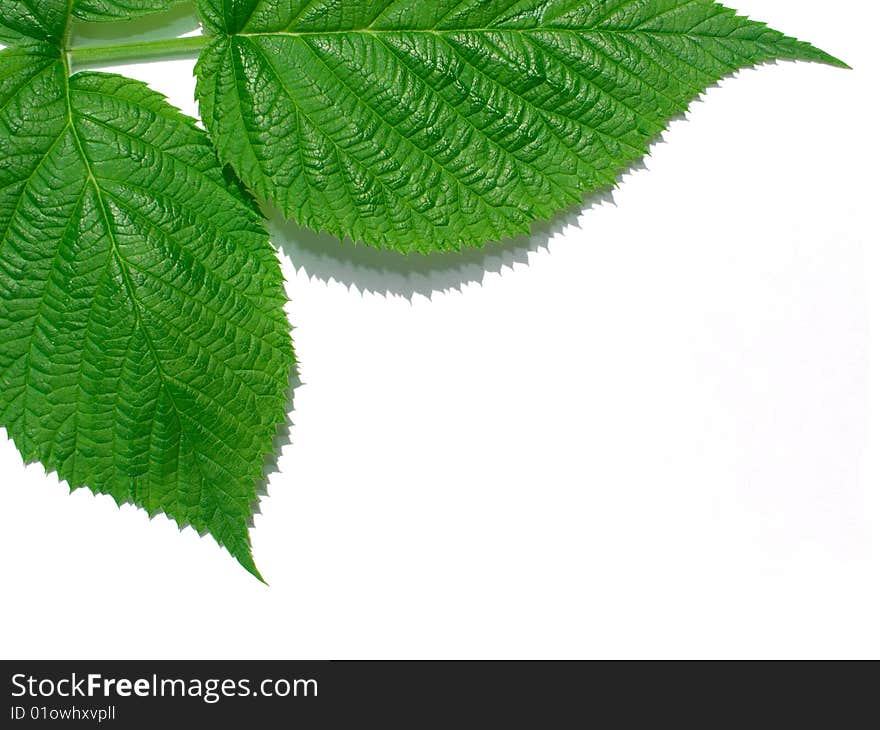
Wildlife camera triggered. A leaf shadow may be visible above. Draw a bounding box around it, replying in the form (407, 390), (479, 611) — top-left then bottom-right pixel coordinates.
(266, 182), (622, 301)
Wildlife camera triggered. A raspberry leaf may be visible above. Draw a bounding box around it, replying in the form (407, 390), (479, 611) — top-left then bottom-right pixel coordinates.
(0, 38), (293, 578)
(74, 1), (187, 23)
(0, 0), (183, 43)
(194, 0), (845, 252)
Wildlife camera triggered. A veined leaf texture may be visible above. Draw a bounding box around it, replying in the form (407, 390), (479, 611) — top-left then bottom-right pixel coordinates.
(195, 0), (844, 252)
(0, 1), (844, 575)
(0, 5), (292, 579)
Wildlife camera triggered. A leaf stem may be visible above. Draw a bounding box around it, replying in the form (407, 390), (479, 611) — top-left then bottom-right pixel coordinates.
(67, 35), (211, 67)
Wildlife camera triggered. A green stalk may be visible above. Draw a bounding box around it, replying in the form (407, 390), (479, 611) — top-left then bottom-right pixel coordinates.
(68, 35), (210, 66)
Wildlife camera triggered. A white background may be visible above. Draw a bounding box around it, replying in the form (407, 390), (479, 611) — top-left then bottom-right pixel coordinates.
(1, 0), (877, 659)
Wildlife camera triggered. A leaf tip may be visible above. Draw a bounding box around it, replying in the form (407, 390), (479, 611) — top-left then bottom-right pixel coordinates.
(235, 547), (268, 584)
(809, 47), (852, 70)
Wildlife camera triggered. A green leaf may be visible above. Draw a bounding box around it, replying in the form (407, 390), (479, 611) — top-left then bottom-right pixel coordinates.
(194, 0), (845, 252)
(73, 1), (187, 23)
(0, 1), (68, 43)
(0, 42), (293, 578)
(0, 1), (185, 43)
(0, 0), (846, 578)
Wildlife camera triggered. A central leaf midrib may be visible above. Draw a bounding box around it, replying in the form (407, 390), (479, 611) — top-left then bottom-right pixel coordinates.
(61, 61), (209, 513)
(238, 27), (743, 40)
